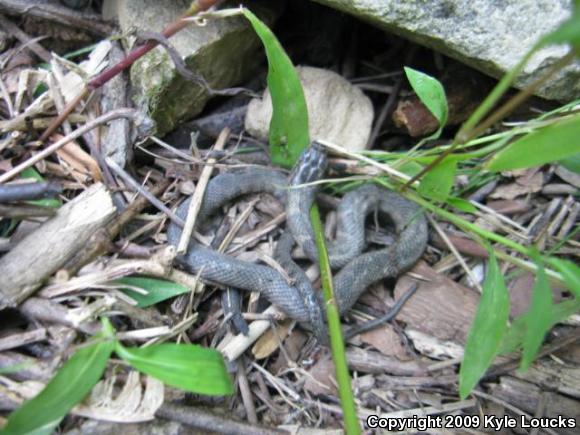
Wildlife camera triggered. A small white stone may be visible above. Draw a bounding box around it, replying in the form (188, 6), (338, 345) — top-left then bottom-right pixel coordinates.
(245, 66), (374, 151)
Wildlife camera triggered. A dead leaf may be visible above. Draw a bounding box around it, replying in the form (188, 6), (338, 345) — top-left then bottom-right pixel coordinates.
(303, 353), (337, 396)
(359, 324), (410, 360)
(252, 319), (293, 360)
(490, 170), (543, 200)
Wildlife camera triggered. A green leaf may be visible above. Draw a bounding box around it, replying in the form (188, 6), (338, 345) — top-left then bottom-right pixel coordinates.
(242, 9), (309, 168)
(559, 152), (580, 173)
(2, 337), (114, 435)
(20, 167), (61, 208)
(398, 160), (424, 177)
(404, 67), (448, 128)
(418, 156), (457, 201)
(114, 277), (191, 308)
(115, 343), (233, 396)
(548, 258), (580, 298)
(448, 197), (478, 213)
(520, 252), (553, 371)
(459, 247), (509, 399)
(500, 298), (580, 355)
(486, 114), (580, 172)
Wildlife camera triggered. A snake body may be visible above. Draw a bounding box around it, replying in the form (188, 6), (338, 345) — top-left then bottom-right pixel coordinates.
(167, 143), (428, 341)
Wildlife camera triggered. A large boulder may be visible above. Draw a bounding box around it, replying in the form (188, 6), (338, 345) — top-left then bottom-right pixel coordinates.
(311, 0), (580, 102)
(103, 0), (282, 135)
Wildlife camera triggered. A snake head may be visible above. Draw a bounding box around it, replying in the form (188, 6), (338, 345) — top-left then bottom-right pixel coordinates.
(290, 141), (328, 185)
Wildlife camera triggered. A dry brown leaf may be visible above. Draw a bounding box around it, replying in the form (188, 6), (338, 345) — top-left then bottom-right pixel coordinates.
(490, 170), (543, 200)
(74, 372), (164, 423)
(359, 324), (410, 360)
(51, 133), (102, 182)
(251, 319), (293, 360)
(303, 353), (337, 396)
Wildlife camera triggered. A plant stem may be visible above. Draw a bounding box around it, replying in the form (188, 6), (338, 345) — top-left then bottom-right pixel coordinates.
(310, 205), (360, 435)
(39, 0), (220, 142)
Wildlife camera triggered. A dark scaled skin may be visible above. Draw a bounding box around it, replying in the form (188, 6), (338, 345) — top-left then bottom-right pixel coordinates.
(167, 143), (428, 342)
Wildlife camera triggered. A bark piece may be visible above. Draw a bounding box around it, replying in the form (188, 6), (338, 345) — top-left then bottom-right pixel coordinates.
(0, 183), (115, 308)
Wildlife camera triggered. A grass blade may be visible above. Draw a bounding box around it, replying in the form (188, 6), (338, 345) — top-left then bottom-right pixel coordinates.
(310, 206), (360, 434)
(115, 343), (233, 396)
(114, 276), (191, 307)
(459, 246), (509, 399)
(2, 335), (114, 435)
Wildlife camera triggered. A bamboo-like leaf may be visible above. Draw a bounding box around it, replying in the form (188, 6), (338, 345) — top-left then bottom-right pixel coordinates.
(242, 9), (309, 167)
(500, 298), (580, 355)
(115, 277), (190, 307)
(459, 247), (509, 399)
(559, 152), (580, 173)
(548, 258), (580, 298)
(418, 156), (457, 201)
(2, 338), (114, 435)
(520, 252), (553, 371)
(448, 197), (478, 213)
(115, 343), (233, 396)
(486, 114), (580, 172)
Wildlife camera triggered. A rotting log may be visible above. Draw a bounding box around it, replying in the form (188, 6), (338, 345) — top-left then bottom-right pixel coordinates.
(0, 183), (115, 308)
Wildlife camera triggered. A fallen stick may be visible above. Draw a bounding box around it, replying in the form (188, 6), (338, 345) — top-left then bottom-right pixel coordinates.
(0, 183), (115, 308)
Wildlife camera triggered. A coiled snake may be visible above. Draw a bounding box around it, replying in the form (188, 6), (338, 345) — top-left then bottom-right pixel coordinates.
(167, 142), (428, 342)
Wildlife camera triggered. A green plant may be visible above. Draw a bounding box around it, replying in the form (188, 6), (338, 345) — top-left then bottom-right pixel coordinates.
(243, 9), (361, 434)
(2, 319), (232, 435)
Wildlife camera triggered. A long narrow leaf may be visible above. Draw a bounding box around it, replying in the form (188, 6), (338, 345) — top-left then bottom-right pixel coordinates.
(2, 338), (114, 435)
(520, 252), (553, 371)
(242, 9), (309, 167)
(548, 258), (580, 298)
(486, 114), (580, 171)
(459, 247), (509, 399)
(115, 343), (233, 396)
(115, 276), (190, 307)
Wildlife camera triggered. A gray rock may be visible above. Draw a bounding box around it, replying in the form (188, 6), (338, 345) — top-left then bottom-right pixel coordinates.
(311, 0), (580, 102)
(245, 66), (374, 151)
(103, 0), (282, 135)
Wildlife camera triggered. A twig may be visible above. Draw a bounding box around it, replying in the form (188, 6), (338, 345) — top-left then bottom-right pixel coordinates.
(0, 109), (137, 184)
(0, 182), (61, 203)
(177, 128), (229, 254)
(367, 74), (404, 147)
(105, 158), (184, 227)
(471, 390), (559, 435)
(427, 215), (483, 293)
(156, 403), (287, 435)
(0, 184), (115, 307)
(0, 203), (56, 218)
(0, 0), (115, 36)
(402, 51), (576, 189)
(38, 0), (221, 143)
(61, 179), (172, 276)
(0, 14), (51, 62)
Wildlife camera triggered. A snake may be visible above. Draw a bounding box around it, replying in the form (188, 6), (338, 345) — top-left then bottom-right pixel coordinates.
(167, 142), (428, 342)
